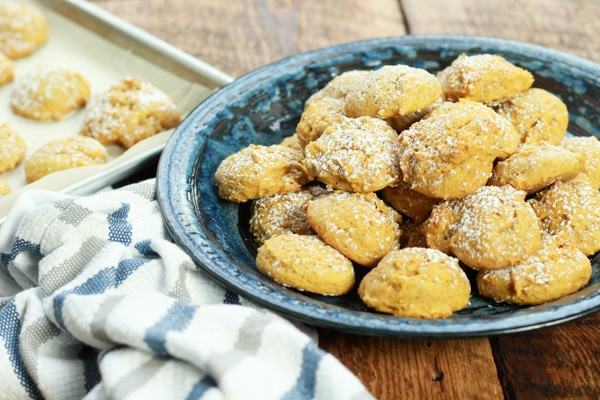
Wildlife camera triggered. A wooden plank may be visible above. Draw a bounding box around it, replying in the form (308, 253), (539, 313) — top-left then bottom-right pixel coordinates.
(318, 330), (503, 400)
(93, 0), (406, 78)
(401, 0), (600, 63)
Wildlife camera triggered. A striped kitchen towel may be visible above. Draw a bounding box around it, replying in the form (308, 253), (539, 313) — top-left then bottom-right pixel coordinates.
(0, 179), (373, 400)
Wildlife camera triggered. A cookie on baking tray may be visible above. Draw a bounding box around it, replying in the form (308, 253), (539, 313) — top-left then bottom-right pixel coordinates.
(79, 76), (182, 149)
(0, 122), (27, 174)
(493, 88), (569, 145)
(344, 64), (442, 119)
(528, 176), (600, 256)
(424, 185), (542, 270)
(0, 2), (48, 59)
(358, 247), (471, 319)
(24, 136), (108, 183)
(249, 184), (327, 246)
(437, 53), (534, 103)
(0, 52), (15, 86)
(256, 233), (355, 296)
(11, 65), (90, 121)
(560, 135), (600, 190)
(487, 142), (584, 194)
(303, 116), (401, 192)
(477, 234), (592, 305)
(304, 191), (402, 267)
(215, 144), (311, 202)
(398, 100), (520, 200)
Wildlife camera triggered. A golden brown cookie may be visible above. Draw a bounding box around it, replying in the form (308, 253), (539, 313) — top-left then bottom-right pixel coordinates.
(11, 65), (90, 121)
(343, 65), (442, 119)
(560, 136), (600, 190)
(358, 248), (471, 319)
(477, 235), (592, 305)
(24, 136), (108, 183)
(256, 233), (355, 296)
(0, 52), (15, 86)
(305, 191), (402, 267)
(424, 185), (542, 270)
(0, 178), (10, 196)
(215, 144), (311, 202)
(249, 185), (327, 246)
(386, 96), (443, 132)
(528, 177), (600, 256)
(296, 98), (346, 148)
(398, 100), (520, 199)
(305, 70), (370, 105)
(493, 88), (569, 145)
(79, 76), (181, 148)
(381, 181), (441, 223)
(487, 142), (584, 194)
(0, 122), (26, 173)
(0, 3), (47, 59)
(437, 53), (534, 103)
(303, 116), (401, 192)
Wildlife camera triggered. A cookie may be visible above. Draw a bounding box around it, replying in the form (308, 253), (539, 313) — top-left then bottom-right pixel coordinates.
(256, 233), (355, 296)
(296, 97), (346, 148)
(398, 101), (519, 199)
(24, 136), (108, 183)
(0, 3), (47, 59)
(487, 142), (584, 194)
(0, 52), (15, 86)
(343, 65), (442, 119)
(305, 191), (402, 267)
(477, 235), (592, 305)
(358, 248), (471, 319)
(424, 185), (542, 270)
(560, 136), (600, 190)
(381, 181), (441, 223)
(0, 122), (27, 173)
(303, 116), (401, 192)
(493, 88), (569, 145)
(249, 185), (327, 246)
(528, 177), (600, 256)
(11, 65), (90, 121)
(79, 76), (181, 148)
(437, 53), (534, 103)
(305, 70), (369, 105)
(215, 144), (311, 202)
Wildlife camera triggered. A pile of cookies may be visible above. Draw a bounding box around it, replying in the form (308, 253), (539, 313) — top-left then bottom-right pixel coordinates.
(215, 52), (600, 319)
(0, 2), (181, 195)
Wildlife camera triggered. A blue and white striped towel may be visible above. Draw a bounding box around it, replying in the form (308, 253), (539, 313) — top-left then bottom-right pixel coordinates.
(0, 179), (373, 400)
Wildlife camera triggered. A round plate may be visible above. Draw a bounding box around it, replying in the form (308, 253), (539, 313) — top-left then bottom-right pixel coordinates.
(157, 35), (600, 338)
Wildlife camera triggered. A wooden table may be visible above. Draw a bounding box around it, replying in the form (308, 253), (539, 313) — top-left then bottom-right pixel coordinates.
(92, 1), (600, 398)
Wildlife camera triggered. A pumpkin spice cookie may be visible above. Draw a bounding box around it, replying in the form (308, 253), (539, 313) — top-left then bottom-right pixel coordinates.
(305, 191), (402, 267)
(249, 185), (327, 246)
(477, 234), (592, 305)
(381, 181), (441, 223)
(215, 144), (311, 202)
(437, 53), (534, 103)
(424, 185), (542, 270)
(304, 70), (370, 105)
(0, 2), (48, 59)
(528, 177), (600, 256)
(0, 52), (15, 86)
(358, 247), (471, 319)
(487, 142), (584, 194)
(79, 76), (181, 148)
(0, 122), (27, 174)
(11, 65), (90, 121)
(493, 88), (569, 145)
(343, 64), (442, 119)
(398, 100), (520, 199)
(256, 233), (355, 296)
(24, 136), (108, 183)
(560, 136), (600, 190)
(303, 116), (401, 192)
(296, 97), (346, 148)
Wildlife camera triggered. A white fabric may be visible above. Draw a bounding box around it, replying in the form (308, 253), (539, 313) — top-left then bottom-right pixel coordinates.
(0, 179), (374, 400)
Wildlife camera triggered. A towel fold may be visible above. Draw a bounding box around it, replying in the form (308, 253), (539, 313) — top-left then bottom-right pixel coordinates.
(0, 179), (373, 400)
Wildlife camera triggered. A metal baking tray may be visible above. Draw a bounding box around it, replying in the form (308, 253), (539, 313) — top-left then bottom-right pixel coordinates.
(0, 0), (233, 223)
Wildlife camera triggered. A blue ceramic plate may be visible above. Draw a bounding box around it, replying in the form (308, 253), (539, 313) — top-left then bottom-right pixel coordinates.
(157, 35), (600, 338)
